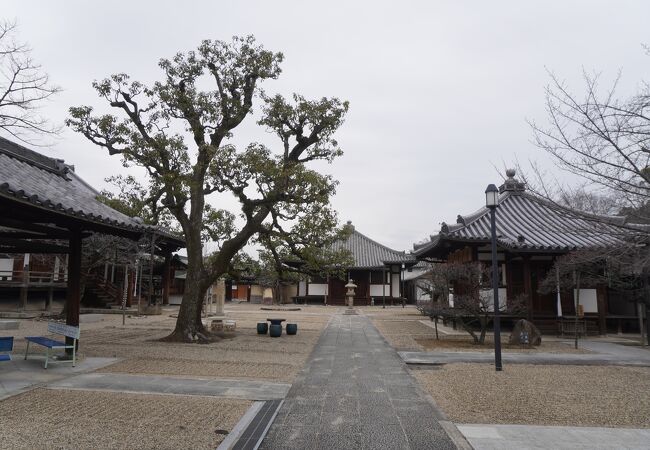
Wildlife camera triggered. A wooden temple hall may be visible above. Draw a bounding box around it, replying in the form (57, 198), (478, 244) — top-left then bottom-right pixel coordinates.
(296, 221), (417, 305)
(414, 170), (645, 335)
(0, 137), (184, 332)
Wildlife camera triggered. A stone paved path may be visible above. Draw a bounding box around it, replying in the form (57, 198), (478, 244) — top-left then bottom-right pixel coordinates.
(259, 313), (458, 449)
(0, 357), (117, 400)
(48, 372), (290, 400)
(399, 345), (650, 366)
(458, 424), (650, 450)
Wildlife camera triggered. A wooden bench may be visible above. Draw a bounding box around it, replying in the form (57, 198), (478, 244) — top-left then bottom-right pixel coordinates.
(25, 322), (80, 369)
(0, 336), (13, 362)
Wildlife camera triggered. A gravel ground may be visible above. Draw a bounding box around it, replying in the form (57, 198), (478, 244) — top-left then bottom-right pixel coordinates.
(416, 337), (591, 353)
(370, 311), (591, 353)
(7, 304), (333, 382)
(370, 316), (439, 350)
(0, 388), (250, 449)
(414, 363), (650, 427)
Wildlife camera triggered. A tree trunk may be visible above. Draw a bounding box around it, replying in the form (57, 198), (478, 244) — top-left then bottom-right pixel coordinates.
(164, 231), (216, 342)
(478, 315), (488, 345)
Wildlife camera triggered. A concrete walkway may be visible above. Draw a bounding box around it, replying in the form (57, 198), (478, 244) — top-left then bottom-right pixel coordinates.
(400, 344), (650, 366)
(48, 372), (290, 400)
(457, 424), (650, 450)
(0, 357), (118, 400)
(259, 313), (460, 449)
(400, 350), (650, 366)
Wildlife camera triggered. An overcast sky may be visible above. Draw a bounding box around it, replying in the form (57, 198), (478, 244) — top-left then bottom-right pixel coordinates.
(2, 0), (649, 252)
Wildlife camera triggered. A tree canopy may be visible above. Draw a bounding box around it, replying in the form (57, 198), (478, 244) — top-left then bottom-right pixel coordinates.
(68, 36), (349, 341)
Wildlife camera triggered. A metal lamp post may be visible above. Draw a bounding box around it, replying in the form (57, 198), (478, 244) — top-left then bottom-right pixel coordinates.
(485, 183), (503, 372)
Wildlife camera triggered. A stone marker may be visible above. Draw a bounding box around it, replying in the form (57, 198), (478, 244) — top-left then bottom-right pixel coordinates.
(508, 319), (542, 346)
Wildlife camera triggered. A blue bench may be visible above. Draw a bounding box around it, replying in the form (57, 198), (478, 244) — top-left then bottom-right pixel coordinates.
(0, 336), (13, 361)
(25, 322), (80, 369)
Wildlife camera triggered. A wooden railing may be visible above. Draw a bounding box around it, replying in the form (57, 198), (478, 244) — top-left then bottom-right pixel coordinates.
(0, 270), (67, 285)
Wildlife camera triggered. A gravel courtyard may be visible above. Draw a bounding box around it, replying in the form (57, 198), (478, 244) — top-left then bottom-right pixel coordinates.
(414, 363), (650, 428)
(9, 304), (334, 382)
(0, 389), (250, 449)
(371, 306), (650, 429)
(1, 304), (336, 448)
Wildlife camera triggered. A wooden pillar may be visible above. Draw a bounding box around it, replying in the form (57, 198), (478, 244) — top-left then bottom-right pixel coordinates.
(162, 252), (171, 306)
(65, 230), (82, 352)
(597, 285), (607, 336)
(46, 287), (53, 312)
(126, 268), (134, 307)
(325, 274), (329, 306)
(368, 271), (372, 306)
(18, 254), (30, 311)
(523, 256), (533, 321)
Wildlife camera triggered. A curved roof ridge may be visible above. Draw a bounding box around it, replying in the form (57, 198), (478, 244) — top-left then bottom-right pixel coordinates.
(459, 191), (514, 226)
(520, 191), (628, 225)
(0, 136), (68, 176)
(351, 229), (406, 256)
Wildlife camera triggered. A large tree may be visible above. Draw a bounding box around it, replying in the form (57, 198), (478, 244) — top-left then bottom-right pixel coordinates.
(0, 20), (60, 141)
(67, 36), (348, 341)
(526, 58), (650, 344)
(528, 65), (650, 225)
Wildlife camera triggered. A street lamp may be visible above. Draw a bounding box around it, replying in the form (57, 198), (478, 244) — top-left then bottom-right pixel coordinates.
(485, 183), (503, 372)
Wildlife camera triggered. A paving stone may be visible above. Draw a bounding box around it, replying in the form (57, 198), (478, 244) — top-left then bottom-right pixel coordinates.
(315, 430), (362, 449)
(260, 314), (457, 449)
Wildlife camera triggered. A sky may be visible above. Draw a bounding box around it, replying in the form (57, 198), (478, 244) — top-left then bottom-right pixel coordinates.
(2, 0), (649, 253)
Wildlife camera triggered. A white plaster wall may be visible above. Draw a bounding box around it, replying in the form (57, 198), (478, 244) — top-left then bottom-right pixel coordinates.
(298, 281), (307, 296)
(391, 274), (400, 297)
(369, 284), (391, 297)
(479, 288), (508, 311)
(0, 259), (13, 280)
(309, 283), (328, 296)
(574, 288), (598, 313)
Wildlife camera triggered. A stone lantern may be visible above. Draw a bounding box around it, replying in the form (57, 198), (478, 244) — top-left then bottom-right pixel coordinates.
(345, 279), (357, 308)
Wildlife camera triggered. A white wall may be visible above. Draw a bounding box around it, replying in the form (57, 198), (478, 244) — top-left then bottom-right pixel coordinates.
(298, 281), (307, 296)
(0, 258), (13, 280)
(574, 288), (598, 313)
(370, 284), (391, 297)
(309, 283), (328, 296)
(479, 288), (508, 311)
(391, 274), (400, 297)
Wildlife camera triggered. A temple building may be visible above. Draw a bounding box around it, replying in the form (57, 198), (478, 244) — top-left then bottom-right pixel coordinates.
(413, 170), (644, 335)
(0, 136), (184, 325)
(296, 221), (417, 305)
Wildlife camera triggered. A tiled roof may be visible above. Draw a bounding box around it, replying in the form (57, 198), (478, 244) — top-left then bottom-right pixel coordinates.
(0, 136), (183, 246)
(415, 174), (637, 257)
(333, 223), (416, 269)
